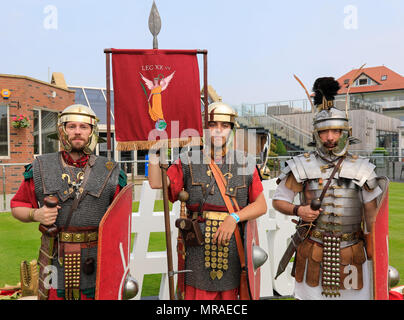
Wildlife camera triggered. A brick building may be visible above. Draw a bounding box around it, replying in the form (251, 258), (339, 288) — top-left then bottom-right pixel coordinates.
(0, 73), (75, 210)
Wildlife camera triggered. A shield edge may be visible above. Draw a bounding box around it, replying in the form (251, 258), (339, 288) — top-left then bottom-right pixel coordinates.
(95, 183), (133, 300)
(371, 177), (389, 300)
(244, 219), (261, 300)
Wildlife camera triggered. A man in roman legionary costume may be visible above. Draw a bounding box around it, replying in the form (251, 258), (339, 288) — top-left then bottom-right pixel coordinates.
(273, 77), (388, 299)
(10, 104), (128, 300)
(148, 102), (267, 300)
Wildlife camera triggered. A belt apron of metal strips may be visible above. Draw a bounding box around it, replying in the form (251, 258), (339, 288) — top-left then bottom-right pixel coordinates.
(203, 212), (231, 281)
(320, 232), (343, 297)
(58, 229), (98, 300)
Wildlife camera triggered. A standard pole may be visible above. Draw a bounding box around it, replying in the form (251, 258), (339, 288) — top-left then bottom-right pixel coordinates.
(160, 153), (175, 300)
(203, 52), (208, 129)
(106, 52), (112, 160)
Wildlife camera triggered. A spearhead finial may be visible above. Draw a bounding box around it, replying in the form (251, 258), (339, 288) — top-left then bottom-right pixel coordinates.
(149, 1), (161, 49)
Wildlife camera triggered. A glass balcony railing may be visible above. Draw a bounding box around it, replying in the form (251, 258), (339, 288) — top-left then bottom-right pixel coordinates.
(240, 96), (387, 117)
(238, 113), (312, 151)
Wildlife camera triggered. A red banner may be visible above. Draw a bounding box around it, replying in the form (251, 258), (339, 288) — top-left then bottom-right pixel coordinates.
(111, 49), (202, 150)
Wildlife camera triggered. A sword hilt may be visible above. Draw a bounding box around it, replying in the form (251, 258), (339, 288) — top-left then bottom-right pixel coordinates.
(178, 189), (189, 219)
(44, 195), (58, 208)
(41, 195), (59, 237)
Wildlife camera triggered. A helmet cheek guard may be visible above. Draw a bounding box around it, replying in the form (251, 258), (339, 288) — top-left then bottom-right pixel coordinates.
(313, 128), (350, 158)
(84, 125), (99, 155)
(58, 124), (72, 153)
(332, 130), (350, 157)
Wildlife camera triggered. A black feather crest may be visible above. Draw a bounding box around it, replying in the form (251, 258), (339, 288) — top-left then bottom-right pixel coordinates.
(312, 77), (341, 106)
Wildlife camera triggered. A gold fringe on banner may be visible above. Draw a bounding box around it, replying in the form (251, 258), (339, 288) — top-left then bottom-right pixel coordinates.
(116, 137), (203, 151)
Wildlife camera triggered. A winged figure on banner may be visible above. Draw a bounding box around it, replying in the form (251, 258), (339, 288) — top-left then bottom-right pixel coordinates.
(139, 71), (175, 131)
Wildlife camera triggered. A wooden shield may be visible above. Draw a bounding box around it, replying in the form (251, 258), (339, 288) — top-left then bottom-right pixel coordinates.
(372, 177), (389, 300)
(95, 184), (133, 300)
(244, 219), (261, 300)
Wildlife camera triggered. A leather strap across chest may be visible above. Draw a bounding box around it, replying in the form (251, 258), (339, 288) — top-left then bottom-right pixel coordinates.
(208, 161), (246, 270)
(316, 156), (345, 204)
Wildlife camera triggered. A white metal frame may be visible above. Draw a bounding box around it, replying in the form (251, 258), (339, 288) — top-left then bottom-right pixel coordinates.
(33, 108), (60, 156)
(0, 104), (10, 159)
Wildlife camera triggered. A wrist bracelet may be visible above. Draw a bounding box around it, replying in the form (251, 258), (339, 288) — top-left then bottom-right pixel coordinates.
(293, 205), (301, 216)
(230, 212), (240, 223)
(28, 208), (36, 222)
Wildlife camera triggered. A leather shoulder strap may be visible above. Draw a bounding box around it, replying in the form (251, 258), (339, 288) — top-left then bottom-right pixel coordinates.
(209, 161), (236, 212)
(318, 156), (345, 203)
(209, 161), (246, 269)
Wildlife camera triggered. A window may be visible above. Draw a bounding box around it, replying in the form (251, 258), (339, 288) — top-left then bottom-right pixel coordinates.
(98, 132), (114, 159)
(120, 150), (134, 174)
(376, 130), (399, 155)
(84, 89), (110, 125)
(70, 87), (89, 107)
(33, 110), (39, 154)
(137, 150), (147, 176)
(344, 79), (349, 85)
(381, 75), (387, 81)
(68, 87), (114, 126)
(359, 78), (368, 86)
(33, 109), (59, 155)
(0, 105), (9, 157)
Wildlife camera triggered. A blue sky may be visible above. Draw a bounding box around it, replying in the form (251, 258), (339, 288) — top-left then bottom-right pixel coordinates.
(1, 0), (404, 106)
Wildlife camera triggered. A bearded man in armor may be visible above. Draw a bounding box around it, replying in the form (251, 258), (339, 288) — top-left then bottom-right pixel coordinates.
(148, 102), (267, 300)
(273, 77), (384, 300)
(11, 104), (127, 300)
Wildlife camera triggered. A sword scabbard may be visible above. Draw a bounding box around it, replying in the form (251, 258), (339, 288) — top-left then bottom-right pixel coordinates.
(275, 223), (311, 279)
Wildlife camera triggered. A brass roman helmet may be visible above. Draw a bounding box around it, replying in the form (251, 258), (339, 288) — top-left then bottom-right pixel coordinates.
(206, 101), (238, 126)
(57, 104), (99, 154)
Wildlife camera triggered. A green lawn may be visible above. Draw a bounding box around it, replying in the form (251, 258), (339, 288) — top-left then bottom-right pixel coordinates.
(387, 182), (404, 286)
(1, 184), (403, 297)
(0, 200), (169, 297)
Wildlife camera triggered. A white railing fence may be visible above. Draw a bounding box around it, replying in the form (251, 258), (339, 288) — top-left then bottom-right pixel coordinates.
(129, 179), (296, 300)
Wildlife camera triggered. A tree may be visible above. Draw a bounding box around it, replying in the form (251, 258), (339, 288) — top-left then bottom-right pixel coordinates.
(275, 138), (287, 156)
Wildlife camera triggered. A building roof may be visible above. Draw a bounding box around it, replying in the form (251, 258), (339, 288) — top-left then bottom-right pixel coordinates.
(337, 66), (404, 94)
(51, 72), (68, 89)
(0, 73), (75, 93)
